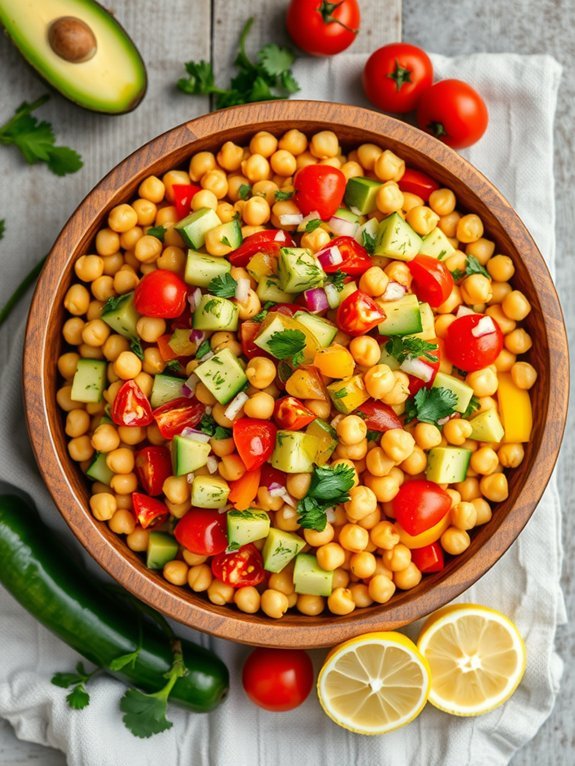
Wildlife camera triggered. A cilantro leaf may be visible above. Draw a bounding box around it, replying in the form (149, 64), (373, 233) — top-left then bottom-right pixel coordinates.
(208, 272), (237, 298)
(51, 662), (98, 710)
(385, 336), (438, 364)
(305, 218), (322, 233)
(327, 270), (346, 292)
(165, 360), (183, 374)
(462, 395), (481, 419)
(275, 189), (294, 201)
(0, 219), (4, 240)
(67, 685), (90, 710)
(267, 329), (306, 360)
(130, 338), (144, 361)
(298, 496), (329, 532)
(198, 412), (216, 435)
(46, 145), (83, 176)
(51, 671), (83, 688)
(238, 184), (252, 200)
(362, 229), (377, 254)
(297, 464), (356, 532)
(451, 268), (466, 281)
(405, 387), (458, 425)
(195, 339), (211, 359)
(108, 649), (140, 672)
(366, 429), (381, 442)
(147, 225), (166, 241)
(258, 44), (296, 76)
(177, 60), (221, 95)
(214, 426), (232, 440)
(252, 301), (274, 323)
(465, 254), (490, 279)
(102, 294), (128, 314)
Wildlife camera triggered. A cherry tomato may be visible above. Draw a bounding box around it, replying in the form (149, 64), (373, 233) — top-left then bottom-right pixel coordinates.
(134, 446), (172, 496)
(286, 0), (360, 57)
(417, 79), (489, 149)
(232, 418), (277, 471)
(132, 493), (169, 529)
(274, 396), (316, 430)
(411, 542), (445, 573)
(320, 236), (373, 276)
(391, 480), (452, 536)
(408, 254), (454, 308)
(172, 183), (201, 220)
(336, 290), (386, 336)
(211, 543), (265, 588)
(261, 464), (287, 488)
(294, 165), (346, 220)
(228, 468), (261, 511)
(152, 397), (204, 439)
(228, 230), (295, 267)
(134, 270), (188, 319)
(240, 321), (271, 359)
(362, 43), (433, 114)
(242, 648), (314, 711)
(356, 400), (402, 432)
(444, 313), (504, 372)
(111, 380), (154, 427)
(174, 509), (228, 556)
(398, 168), (439, 201)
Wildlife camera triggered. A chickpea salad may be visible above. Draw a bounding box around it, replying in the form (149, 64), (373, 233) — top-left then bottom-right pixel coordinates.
(57, 128), (535, 619)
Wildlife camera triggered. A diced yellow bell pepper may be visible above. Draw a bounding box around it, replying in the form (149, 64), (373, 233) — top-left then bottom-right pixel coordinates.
(247, 251), (275, 281)
(497, 372), (532, 443)
(313, 344), (355, 379)
(395, 512), (451, 549)
(327, 375), (370, 414)
(286, 366), (328, 401)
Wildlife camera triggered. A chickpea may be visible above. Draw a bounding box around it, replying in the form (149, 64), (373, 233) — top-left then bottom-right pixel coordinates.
(283, 471), (311, 500)
(365, 447), (395, 477)
(505, 328), (532, 355)
(438, 210), (461, 238)
(451, 501), (477, 531)
(65, 409), (90, 438)
(466, 367), (499, 398)
(126, 527), (150, 552)
(327, 587), (356, 616)
(270, 198), (301, 230)
(268, 569), (295, 596)
(162, 475), (190, 505)
(91, 424), (120, 452)
(344, 486), (378, 523)
(58, 352), (80, 379)
(380, 429), (415, 464)
(441, 527), (471, 556)
(401, 446), (427, 475)
(246, 357), (276, 389)
(207, 579), (235, 606)
(261, 589), (289, 619)
(394, 562), (422, 590)
(163, 560), (189, 586)
(274, 505), (300, 532)
(510, 361), (537, 390)
(380, 370), (411, 406)
(278, 129), (307, 156)
(195, 382), (218, 407)
(300, 226), (331, 252)
(256, 486), (284, 511)
(113, 351), (142, 380)
(296, 594), (325, 616)
(443, 418), (473, 446)
(374, 150), (405, 182)
(187, 564), (212, 592)
(338, 523), (369, 553)
(487, 254), (515, 282)
(62, 318), (86, 346)
(90, 492), (117, 521)
(470, 447), (499, 475)
(106, 447), (134, 475)
(456, 214), (483, 243)
(480, 472), (509, 502)
(234, 586), (261, 614)
(494, 349), (517, 372)
(406, 205), (439, 236)
(309, 130), (339, 159)
(340, 160), (363, 180)
(95, 228), (120, 257)
(382, 544), (411, 572)
(349, 551), (377, 579)
(75, 254), (104, 283)
(355, 143), (381, 170)
(349, 336), (381, 368)
(461, 274), (492, 304)
(429, 188), (456, 216)
(236, 289), (261, 321)
(368, 574), (396, 604)
(471, 497), (492, 526)
(364, 474), (400, 503)
(359, 266), (390, 298)
(316, 542), (346, 571)
(242, 391), (274, 420)
(64, 284), (91, 315)
(376, 182), (404, 214)
(218, 454), (245, 482)
(364, 364), (395, 399)
(337, 415), (367, 446)
(498, 443), (524, 468)
(414, 423), (442, 450)
(303, 521), (335, 548)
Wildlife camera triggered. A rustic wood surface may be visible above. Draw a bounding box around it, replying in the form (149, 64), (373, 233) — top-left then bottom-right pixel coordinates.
(0, 0), (573, 763)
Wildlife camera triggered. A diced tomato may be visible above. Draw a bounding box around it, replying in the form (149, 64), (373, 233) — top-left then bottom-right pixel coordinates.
(356, 400), (403, 431)
(174, 509), (228, 556)
(172, 183), (202, 219)
(411, 542), (445, 573)
(336, 290), (386, 336)
(211, 543), (265, 588)
(261, 464), (287, 488)
(391, 480), (452, 536)
(240, 321), (273, 360)
(229, 230), (296, 267)
(132, 492), (169, 529)
(157, 334), (181, 362)
(444, 313), (504, 372)
(274, 397), (316, 430)
(134, 446), (172, 496)
(152, 397), (204, 439)
(320, 236), (373, 276)
(228, 468), (261, 511)
(232, 418), (277, 472)
(398, 168), (439, 201)
(408, 254), (454, 308)
(111, 381), (154, 427)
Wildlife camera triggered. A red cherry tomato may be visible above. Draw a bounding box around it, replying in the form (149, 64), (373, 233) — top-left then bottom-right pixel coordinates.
(134, 446), (172, 496)
(294, 165), (346, 220)
(111, 380), (154, 427)
(242, 648), (314, 711)
(411, 542), (445, 573)
(286, 0), (360, 57)
(171, 183), (201, 219)
(134, 270), (188, 319)
(261, 464), (287, 488)
(398, 168), (439, 201)
(408, 254), (454, 308)
(444, 313), (504, 372)
(336, 290), (386, 336)
(240, 321), (267, 359)
(232, 418), (277, 471)
(228, 230), (295, 267)
(356, 400), (403, 432)
(174, 509), (228, 556)
(211, 543), (265, 588)
(320, 236), (373, 276)
(274, 396), (316, 430)
(362, 43), (433, 114)
(417, 79), (489, 149)
(132, 493), (169, 529)
(392, 480), (452, 536)
(152, 397), (204, 439)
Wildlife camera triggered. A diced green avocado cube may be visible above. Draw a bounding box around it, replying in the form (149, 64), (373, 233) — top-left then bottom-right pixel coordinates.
(468, 408), (505, 443)
(419, 227), (456, 260)
(344, 177), (382, 214)
(271, 431), (319, 473)
(306, 419), (337, 466)
(263, 528), (305, 573)
(184, 251), (231, 287)
(146, 532), (179, 570)
(256, 276), (296, 304)
(293, 311), (337, 347)
(378, 294), (423, 336)
(175, 208), (222, 249)
(86, 452), (114, 485)
(278, 247), (325, 293)
(194, 348), (247, 405)
(193, 295), (239, 332)
(293, 553), (333, 597)
(215, 218), (243, 250)
(191, 475), (230, 508)
(432, 372), (474, 414)
(228, 510), (271, 550)
(412, 302), (436, 341)
(71, 359), (107, 404)
(172, 435), (212, 476)
(150, 374), (185, 408)
(101, 292), (140, 339)
(426, 447), (472, 483)
(375, 212), (422, 261)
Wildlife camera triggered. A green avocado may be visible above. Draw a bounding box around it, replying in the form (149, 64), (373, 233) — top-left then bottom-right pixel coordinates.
(0, 0), (147, 114)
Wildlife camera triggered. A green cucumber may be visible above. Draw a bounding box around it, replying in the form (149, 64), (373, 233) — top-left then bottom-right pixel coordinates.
(86, 451), (113, 485)
(184, 251), (231, 288)
(278, 247), (325, 293)
(175, 208), (222, 249)
(101, 292), (140, 339)
(293, 553), (333, 597)
(227, 510), (271, 550)
(150, 374), (185, 409)
(194, 348), (247, 405)
(190, 475), (230, 509)
(293, 311), (337, 347)
(71, 359), (107, 404)
(344, 177), (382, 214)
(146, 532), (179, 569)
(375, 212), (422, 261)
(172, 435), (211, 475)
(262, 529), (305, 573)
(193, 295), (239, 332)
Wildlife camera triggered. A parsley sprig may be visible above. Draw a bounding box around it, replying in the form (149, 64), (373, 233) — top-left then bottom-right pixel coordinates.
(177, 18), (299, 108)
(405, 387), (458, 425)
(385, 336), (438, 364)
(451, 254), (490, 281)
(0, 95), (82, 176)
(362, 229), (377, 254)
(327, 270), (346, 291)
(297, 464), (356, 532)
(267, 329), (307, 367)
(208, 272), (238, 298)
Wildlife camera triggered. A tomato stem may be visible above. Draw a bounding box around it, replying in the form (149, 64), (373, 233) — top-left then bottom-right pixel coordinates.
(387, 59), (412, 92)
(318, 1), (359, 34)
(427, 121), (448, 138)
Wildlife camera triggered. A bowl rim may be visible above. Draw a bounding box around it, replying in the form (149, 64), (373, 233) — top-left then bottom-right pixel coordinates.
(23, 100), (569, 648)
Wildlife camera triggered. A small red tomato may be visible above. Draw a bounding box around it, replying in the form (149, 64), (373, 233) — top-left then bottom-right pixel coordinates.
(211, 544), (265, 588)
(286, 0), (360, 57)
(444, 313), (504, 372)
(417, 79), (489, 149)
(274, 396), (316, 430)
(232, 418), (277, 471)
(134, 270), (188, 319)
(242, 648), (314, 711)
(398, 168), (439, 201)
(171, 183), (201, 219)
(411, 542), (445, 573)
(111, 380), (154, 427)
(391, 480), (452, 536)
(152, 397), (204, 439)
(336, 290), (386, 336)
(363, 42), (434, 114)
(294, 165), (346, 220)
(408, 254), (454, 308)
(131, 493), (169, 529)
(174, 509), (228, 556)
(356, 400), (403, 432)
(134, 446), (172, 496)
(320, 236), (373, 276)
(228, 230), (295, 267)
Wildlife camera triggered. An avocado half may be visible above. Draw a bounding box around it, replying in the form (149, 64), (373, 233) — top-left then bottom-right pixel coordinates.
(0, 0), (147, 114)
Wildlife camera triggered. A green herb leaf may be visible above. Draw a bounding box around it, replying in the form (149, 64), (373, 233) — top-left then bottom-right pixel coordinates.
(385, 336), (438, 364)
(51, 671), (83, 689)
(362, 229), (377, 255)
(462, 395), (481, 419)
(165, 360), (182, 374)
(238, 184), (252, 200)
(66, 685), (90, 710)
(258, 44), (296, 77)
(451, 268), (466, 281)
(366, 429), (381, 442)
(101, 294), (128, 314)
(203, 299), (221, 316)
(465, 254), (490, 279)
(208, 272), (237, 298)
(305, 218), (322, 233)
(297, 496), (329, 532)
(333, 388), (347, 399)
(195, 339), (211, 359)
(213, 425), (232, 440)
(267, 329), (306, 360)
(275, 189), (294, 201)
(108, 649), (140, 672)
(130, 338), (144, 361)
(252, 301), (274, 323)
(405, 386), (458, 425)
(147, 225), (166, 241)
(198, 413), (216, 435)
(297, 464), (356, 532)
(327, 270), (346, 292)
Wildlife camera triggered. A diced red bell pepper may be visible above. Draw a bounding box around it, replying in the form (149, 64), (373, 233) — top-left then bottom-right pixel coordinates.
(274, 396), (316, 430)
(132, 492), (169, 529)
(135, 446), (173, 496)
(398, 168), (439, 202)
(228, 230), (296, 267)
(411, 542), (445, 573)
(172, 183), (202, 220)
(321, 236), (373, 276)
(233, 418), (277, 471)
(111, 381), (154, 427)
(357, 400), (403, 432)
(152, 397), (204, 439)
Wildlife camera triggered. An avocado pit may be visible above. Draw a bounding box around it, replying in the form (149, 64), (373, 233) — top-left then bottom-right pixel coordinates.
(48, 16), (97, 63)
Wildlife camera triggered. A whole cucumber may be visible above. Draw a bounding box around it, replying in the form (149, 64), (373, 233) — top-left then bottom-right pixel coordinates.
(0, 494), (228, 712)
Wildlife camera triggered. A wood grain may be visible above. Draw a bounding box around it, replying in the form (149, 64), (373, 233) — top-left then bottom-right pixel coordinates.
(22, 101), (569, 649)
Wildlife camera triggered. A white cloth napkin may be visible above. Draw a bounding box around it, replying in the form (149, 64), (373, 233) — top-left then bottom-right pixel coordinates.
(0, 52), (564, 766)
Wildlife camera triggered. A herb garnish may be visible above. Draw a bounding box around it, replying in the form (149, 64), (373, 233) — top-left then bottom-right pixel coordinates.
(252, 301), (274, 323)
(208, 272), (238, 298)
(452, 254), (490, 281)
(462, 395), (481, 419)
(195, 339), (211, 359)
(267, 329), (307, 367)
(51, 662), (97, 710)
(297, 464), (356, 532)
(327, 270), (346, 292)
(238, 183), (252, 200)
(275, 189), (294, 201)
(385, 336), (438, 364)
(147, 225), (166, 241)
(362, 229), (377, 254)
(305, 218), (322, 233)
(405, 387), (458, 425)
(130, 338), (144, 361)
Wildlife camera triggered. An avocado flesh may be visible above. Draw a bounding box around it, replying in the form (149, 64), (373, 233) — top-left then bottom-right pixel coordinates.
(0, 0), (147, 114)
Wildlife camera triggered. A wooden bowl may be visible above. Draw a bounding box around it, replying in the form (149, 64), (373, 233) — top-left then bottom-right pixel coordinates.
(23, 101), (568, 648)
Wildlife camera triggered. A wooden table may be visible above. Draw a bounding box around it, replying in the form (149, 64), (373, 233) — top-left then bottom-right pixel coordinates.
(0, 0), (572, 763)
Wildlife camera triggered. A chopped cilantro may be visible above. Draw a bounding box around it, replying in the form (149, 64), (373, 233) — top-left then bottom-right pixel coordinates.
(452, 254), (490, 282)
(238, 183), (252, 200)
(366, 429), (381, 442)
(102, 294), (128, 314)
(208, 272), (237, 298)
(267, 329), (306, 361)
(165, 360), (182, 374)
(385, 336), (438, 363)
(333, 388), (348, 399)
(275, 189), (294, 201)
(213, 425), (232, 440)
(252, 301), (274, 323)
(405, 387), (458, 425)
(147, 225), (166, 241)
(195, 339), (211, 359)
(198, 412), (217, 435)
(362, 229), (377, 254)
(297, 464), (356, 531)
(462, 395), (481, 418)
(327, 270), (346, 291)
(203, 299), (221, 316)
(305, 218), (322, 233)
(130, 338), (144, 361)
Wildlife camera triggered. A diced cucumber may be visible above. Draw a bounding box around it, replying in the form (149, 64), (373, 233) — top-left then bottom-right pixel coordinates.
(215, 218), (243, 250)
(193, 295), (239, 332)
(278, 247), (325, 293)
(412, 302), (436, 341)
(101, 292), (140, 339)
(184, 251), (231, 287)
(325, 280), (357, 309)
(85, 451), (113, 485)
(432, 372), (474, 414)
(262, 528), (305, 573)
(344, 177), (382, 214)
(256, 276), (296, 304)
(175, 208), (222, 249)
(354, 217), (379, 248)
(293, 553), (333, 597)
(150, 373), (185, 408)
(194, 348), (247, 404)
(327, 375), (370, 414)
(191, 475), (230, 508)
(168, 328), (196, 356)
(375, 212), (422, 261)
(71, 359), (107, 404)
(271, 431), (319, 473)
(339, 281), (358, 303)
(306, 419), (337, 466)
(172, 435), (211, 476)
(378, 294), (423, 336)
(227, 510), (271, 550)
(293, 311), (337, 347)
(146, 532), (179, 570)
(332, 207), (362, 223)
(378, 345), (401, 370)
(426, 447), (472, 483)
(418, 227), (456, 260)
(468, 408), (505, 443)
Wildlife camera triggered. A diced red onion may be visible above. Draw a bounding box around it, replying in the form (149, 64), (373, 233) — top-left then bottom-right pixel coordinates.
(324, 283), (342, 309)
(471, 316), (496, 337)
(456, 305), (476, 318)
(381, 281), (407, 301)
(188, 287), (202, 312)
(234, 277), (251, 303)
(180, 427), (210, 443)
(400, 357), (435, 382)
(206, 456), (218, 474)
(304, 287), (329, 313)
(317, 245), (343, 269)
(279, 213), (304, 226)
(190, 329), (206, 344)
(224, 391), (249, 421)
(268, 482), (283, 495)
(329, 216), (358, 238)
(184, 373), (199, 395)
(181, 383), (193, 398)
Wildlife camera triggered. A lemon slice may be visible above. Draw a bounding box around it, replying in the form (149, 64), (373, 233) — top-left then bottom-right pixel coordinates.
(417, 604), (527, 717)
(317, 632), (431, 735)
